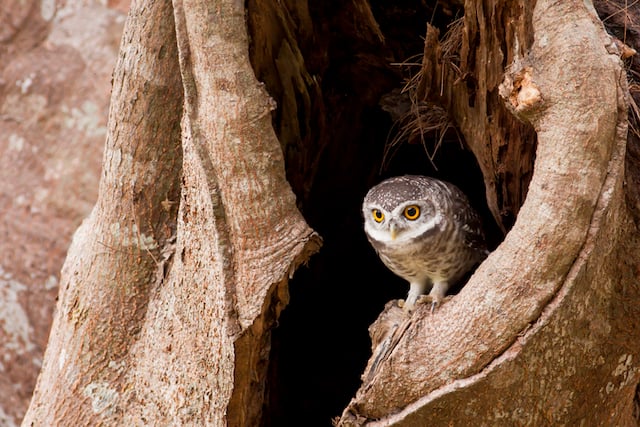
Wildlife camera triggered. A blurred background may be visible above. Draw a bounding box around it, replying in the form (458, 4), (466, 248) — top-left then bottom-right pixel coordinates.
(0, 1), (128, 424)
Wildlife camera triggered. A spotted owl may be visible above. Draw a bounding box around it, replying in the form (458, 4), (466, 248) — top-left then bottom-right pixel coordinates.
(362, 175), (488, 312)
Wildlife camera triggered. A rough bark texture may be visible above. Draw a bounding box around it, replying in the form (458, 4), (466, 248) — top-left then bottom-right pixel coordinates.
(417, 2), (537, 231)
(338, 0), (640, 425)
(0, 2), (123, 425)
(22, 0), (320, 424)
(595, 0), (640, 229)
(125, 0), (320, 424)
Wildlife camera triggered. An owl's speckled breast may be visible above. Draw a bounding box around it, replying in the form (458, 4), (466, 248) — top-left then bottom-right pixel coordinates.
(370, 220), (481, 285)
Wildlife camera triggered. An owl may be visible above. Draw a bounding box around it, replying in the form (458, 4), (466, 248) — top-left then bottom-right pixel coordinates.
(362, 175), (488, 312)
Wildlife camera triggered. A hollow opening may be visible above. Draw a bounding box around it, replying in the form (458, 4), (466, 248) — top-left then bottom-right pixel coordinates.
(248, 2), (504, 425)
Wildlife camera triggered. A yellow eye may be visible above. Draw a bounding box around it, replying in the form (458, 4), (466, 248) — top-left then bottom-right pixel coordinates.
(372, 209), (384, 223)
(404, 205), (420, 220)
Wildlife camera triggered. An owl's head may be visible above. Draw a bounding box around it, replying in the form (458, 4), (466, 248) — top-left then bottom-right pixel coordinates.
(362, 175), (445, 245)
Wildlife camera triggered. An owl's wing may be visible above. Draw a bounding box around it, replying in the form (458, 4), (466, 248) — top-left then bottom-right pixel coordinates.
(452, 194), (488, 256)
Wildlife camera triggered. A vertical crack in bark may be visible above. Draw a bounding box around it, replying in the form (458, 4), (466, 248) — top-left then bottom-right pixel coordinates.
(171, 0), (241, 337)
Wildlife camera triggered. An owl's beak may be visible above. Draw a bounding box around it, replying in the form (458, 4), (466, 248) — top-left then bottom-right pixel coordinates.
(390, 223), (398, 240)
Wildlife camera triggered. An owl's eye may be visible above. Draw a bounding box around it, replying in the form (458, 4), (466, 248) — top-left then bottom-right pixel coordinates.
(404, 205), (420, 220)
(372, 209), (385, 223)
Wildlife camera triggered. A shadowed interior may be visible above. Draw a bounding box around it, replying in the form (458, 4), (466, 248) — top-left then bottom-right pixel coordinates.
(247, 2), (503, 425)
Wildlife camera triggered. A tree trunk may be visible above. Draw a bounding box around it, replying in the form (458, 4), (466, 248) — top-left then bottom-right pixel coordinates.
(22, 0), (319, 425)
(22, 0), (640, 426)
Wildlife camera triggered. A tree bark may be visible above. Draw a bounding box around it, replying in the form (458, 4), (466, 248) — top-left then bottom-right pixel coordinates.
(21, 0), (640, 425)
(337, 0), (640, 425)
(21, 0), (184, 423)
(22, 0), (319, 425)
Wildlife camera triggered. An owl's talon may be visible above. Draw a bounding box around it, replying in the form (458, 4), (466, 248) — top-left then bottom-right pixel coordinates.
(400, 300), (415, 314)
(425, 295), (454, 313)
(400, 298), (424, 315)
(430, 300), (439, 314)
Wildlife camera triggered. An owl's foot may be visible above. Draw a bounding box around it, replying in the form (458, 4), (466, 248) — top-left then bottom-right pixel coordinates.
(399, 299), (424, 315)
(398, 299), (413, 314)
(425, 281), (451, 313)
(403, 282), (427, 313)
(416, 294), (437, 313)
(399, 295), (434, 314)
(417, 294), (453, 313)
(400, 296), (447, 314)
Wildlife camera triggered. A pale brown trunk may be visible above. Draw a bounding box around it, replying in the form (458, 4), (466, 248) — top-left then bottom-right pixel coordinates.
(21, 0), (183, 423)
(22, 0), (319, 425)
